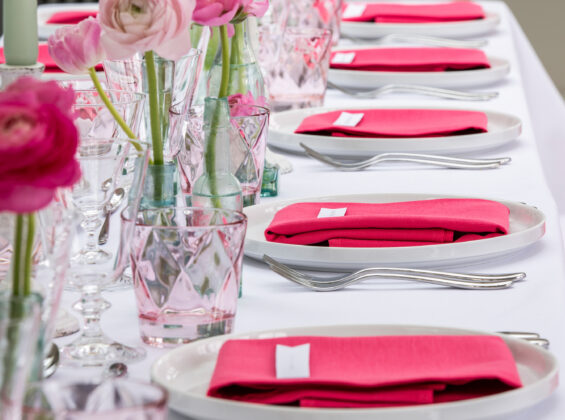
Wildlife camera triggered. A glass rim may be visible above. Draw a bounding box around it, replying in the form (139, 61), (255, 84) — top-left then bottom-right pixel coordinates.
(122, 206), (248, 229)
(104, 48), (202, 64)
(230, 104), (270, 118)
(73, 90), (147, 105)
(285, 27), (333, 38)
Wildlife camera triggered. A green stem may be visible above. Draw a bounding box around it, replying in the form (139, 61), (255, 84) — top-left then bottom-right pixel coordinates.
(144, 50), (164, 165)
(12, 215), (24, 297)
(232, 22), (247, 94)
(88, 68), (142, 153)
(218, 26), (231, 98)
(23, 214), (34, 296)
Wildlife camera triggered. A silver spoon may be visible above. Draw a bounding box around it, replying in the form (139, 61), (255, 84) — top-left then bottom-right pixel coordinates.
(43, 343), (60, 379)
(98, 188), (125, 245)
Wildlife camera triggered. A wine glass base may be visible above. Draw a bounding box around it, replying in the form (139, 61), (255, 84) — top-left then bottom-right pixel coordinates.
(72, 249), (112, 265)
(61, 334), (146, 367)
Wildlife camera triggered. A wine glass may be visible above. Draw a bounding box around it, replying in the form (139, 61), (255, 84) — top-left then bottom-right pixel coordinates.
(63, 139), (149, 366)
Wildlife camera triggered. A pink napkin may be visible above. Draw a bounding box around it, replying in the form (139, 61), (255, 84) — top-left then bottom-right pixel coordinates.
(264, 199), (509, 247)
(207, 335), (522, 407)
(46, 10), (98, 24)
(0, 44), (103, 73)
(342, 2), (485, 23)
(330, 48), (490, 72)
(294, 109), (488, 138)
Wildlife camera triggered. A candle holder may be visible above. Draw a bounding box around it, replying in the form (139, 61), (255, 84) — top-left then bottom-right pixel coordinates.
(0, 63), (45, 89)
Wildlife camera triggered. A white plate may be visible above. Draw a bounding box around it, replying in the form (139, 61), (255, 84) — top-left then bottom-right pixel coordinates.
(152, 324), (558, 420)
(38, 3), (99, 40)
(243, 193), (545, 270)
(329, 46), (509, 89)
(341, 9), (500, 40)
(269, 106), (521, 156)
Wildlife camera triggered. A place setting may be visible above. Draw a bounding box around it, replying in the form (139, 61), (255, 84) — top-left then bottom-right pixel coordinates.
(0, 0), (564, 420)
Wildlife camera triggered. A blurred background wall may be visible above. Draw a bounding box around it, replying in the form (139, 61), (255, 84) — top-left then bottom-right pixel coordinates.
(0, 0), (563, 95)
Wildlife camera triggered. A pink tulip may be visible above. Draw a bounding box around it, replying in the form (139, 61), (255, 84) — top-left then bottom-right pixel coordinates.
(0, 78), (80, 213)
(48, 17), (105, 75)
(228, 92), (268, 116)
(193, 0), (242, 26)
(99, 0), (195, 60)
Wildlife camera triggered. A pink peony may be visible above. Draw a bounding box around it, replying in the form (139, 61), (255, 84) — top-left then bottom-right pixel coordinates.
(48, 17), (105, 75)
(193, 0), (241, 26)
(0, 78), (81, 213)
(99, 0), (195, 60)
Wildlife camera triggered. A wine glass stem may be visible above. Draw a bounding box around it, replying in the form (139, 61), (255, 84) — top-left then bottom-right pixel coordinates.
(82, 216), (102, 253)
(79, 283), (108, 339)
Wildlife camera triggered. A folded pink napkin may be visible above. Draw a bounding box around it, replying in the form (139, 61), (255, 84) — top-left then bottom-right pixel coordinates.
(342, 2), (485, 23)
(46, 10), (98, 24)
(0, 44), (103, 74)
(330, 48), (490, 72)
(294, 109), (488, 138)
(207, 335), (522, 407)
(264, 199), (509, 247)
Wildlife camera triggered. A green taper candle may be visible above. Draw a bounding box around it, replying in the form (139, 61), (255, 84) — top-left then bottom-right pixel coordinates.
(3, 0), (39, 66)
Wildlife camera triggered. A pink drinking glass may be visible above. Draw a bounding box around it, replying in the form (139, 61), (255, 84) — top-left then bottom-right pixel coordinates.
(267, 28), (333, 112)
(126, 207), (247, 347)
(287, 0), (343, 45)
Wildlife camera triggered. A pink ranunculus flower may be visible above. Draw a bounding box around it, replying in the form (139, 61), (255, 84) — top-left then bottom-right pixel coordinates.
(193, 0), (241, 26)
(99, 0), (195, 60)
(240, 0), (269, 18)
(0, 78), (81, 213)
(48, 17), (105, 75)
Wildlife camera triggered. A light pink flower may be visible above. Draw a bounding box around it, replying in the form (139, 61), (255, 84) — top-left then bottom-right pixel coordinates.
(240, 0), (269, 18)
(193, 0), (241, 26)
(0, 78), (80, 213)
(99, 0), (195, 60)
(48, 17), (105, 75)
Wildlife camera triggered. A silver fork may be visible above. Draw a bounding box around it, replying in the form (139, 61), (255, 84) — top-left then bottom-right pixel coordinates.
(340, 33), (488, 49)
(326, 81), (498, 101)
(499, 332), (550, 349)
(263, 255), (525, 291)
(300, 143), (511, 171)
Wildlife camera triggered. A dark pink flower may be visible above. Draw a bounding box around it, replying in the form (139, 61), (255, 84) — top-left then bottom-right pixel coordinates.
(0, 77), (81, 213)
(193, 0), (241, 26)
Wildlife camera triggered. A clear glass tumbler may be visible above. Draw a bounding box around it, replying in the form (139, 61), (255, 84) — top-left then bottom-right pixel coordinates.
(267, 28), (333, 112)
(127, 207), (247, 347)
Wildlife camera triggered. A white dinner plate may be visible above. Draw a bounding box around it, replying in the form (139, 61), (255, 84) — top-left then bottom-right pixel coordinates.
(328, 47), (509, 89)
(243, 193), (545, 270)
(152, 324), (558, 420)
(38, 3), (99, 40)
(341, 3), (500, 40)
(269, 106), (521, 156)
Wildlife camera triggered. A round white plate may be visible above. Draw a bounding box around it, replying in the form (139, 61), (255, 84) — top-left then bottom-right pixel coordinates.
(243, 193), (545, 270)
(341, 12), (501, 39)
(152, 324), (558, 420)
(269, 106), (521, 157)
(38, 3), (99, 40)
(328, 46), (509, 89)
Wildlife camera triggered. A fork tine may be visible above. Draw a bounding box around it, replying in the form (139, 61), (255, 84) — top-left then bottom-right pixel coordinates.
(262, 255), (313, 282)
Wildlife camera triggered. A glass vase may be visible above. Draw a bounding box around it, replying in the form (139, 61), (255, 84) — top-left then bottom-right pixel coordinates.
(192, 98), (243, 211)
(104, 50), (201, 160)
(206, 19), (267, 105)
(0, 292), (42, 420)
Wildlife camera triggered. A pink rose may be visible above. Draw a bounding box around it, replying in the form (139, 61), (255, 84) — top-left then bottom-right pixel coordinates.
(193, 0), (241, 26)
(0, 78), (81, 213)
(99, 0), (195, 60)
(48, 17), (105, 75)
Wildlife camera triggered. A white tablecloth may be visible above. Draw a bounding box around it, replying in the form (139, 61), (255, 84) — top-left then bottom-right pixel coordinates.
(55, 2), (565, 419)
